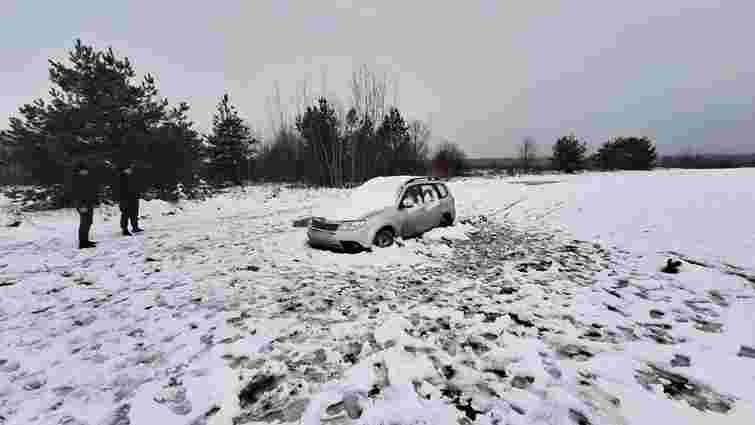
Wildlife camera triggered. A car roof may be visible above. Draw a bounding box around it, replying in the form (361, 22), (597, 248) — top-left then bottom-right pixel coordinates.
(364, 175), (420, 186)
(404, 177), (445, 186)
(357, 176), (446, 200)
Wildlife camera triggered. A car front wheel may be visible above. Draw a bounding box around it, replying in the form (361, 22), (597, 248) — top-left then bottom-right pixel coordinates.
(373, 227), (395, 248)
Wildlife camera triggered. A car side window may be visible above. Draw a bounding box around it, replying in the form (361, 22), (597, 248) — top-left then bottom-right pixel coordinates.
(435, 183), (449, 198)
(421, 184), (439, 203)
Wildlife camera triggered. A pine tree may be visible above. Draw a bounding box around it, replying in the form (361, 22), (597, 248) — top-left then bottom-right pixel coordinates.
(257, 126), (302, 182)
(594, 137), (657, 170)
(376, 108), (411, 174)
(207, 94), (256, 186)
(147, 102), (204, 199)
(593, 140), (617, 170)
(1, 39), (204, 204)
(354, 115), (376, 181)
(6, 40), (168, 180)
(552, 134), (587, 173)
(296, 98), (341, 186)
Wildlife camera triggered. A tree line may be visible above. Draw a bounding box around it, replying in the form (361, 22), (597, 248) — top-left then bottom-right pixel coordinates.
(513, 134), (754, 175)
(3, 40), (747, 209)
(0, 40), (467, 207)
(519, 134), (658, 174)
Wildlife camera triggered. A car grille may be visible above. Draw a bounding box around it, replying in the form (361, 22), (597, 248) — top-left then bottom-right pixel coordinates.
(310, 218), (339, 232)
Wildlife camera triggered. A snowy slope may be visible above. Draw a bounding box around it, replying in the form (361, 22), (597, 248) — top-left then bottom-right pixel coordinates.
(1, 170), (754, 425)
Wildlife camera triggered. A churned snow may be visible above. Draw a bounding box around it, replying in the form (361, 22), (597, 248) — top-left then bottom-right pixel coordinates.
(1, 169), (754, 425)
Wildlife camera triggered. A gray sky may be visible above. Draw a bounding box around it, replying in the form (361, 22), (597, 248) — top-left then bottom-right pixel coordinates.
(2, 0), (754, 157)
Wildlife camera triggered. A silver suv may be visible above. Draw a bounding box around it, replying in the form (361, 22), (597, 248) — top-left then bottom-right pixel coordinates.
(308, 176), (456, 251)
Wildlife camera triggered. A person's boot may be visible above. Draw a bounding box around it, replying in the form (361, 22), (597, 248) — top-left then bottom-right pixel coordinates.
(122, 229), (132, 236)
(79, 241), (96, 249)
(132, 227), (144, 233)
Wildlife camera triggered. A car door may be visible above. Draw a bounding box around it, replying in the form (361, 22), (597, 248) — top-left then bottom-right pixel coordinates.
(419, 184), (443, 228)
(434, 183), (453, 217)
(398, 185), (427, 238)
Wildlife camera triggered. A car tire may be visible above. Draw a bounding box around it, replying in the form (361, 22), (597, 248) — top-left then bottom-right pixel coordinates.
(373, 227), (395, 248)
(440, 213), (454, 227)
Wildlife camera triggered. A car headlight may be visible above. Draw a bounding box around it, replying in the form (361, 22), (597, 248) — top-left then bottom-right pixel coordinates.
(338, 220), (368, 231)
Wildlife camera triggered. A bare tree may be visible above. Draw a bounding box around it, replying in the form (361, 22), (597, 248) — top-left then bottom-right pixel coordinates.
(258, 64), (410, 186)
(519, 137), (538, 173)
(408, 119), (431, 166)
(350, 64), (394, 125)
(265, 81), (288, 138)
(344, 108), (359, 183)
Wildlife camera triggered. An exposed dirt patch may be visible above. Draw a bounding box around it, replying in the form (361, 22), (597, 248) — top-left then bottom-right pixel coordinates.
(556, 344), (594, 361)
(635, 364), (735, 413)
(238, 375), (283, 409)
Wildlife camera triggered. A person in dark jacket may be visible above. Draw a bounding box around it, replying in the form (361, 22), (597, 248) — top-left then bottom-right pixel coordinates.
(117, 164), (143, 236)
(71, 162), (99, 249)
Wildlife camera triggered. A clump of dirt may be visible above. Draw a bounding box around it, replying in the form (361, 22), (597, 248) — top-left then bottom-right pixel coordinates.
(635, 364), (735, 413)
(238, 375), (282, 409)
(639, 323), (686, 345)
(661, 259), (683, 274)
(568, 408), (591, 425)
(439, 385), (483, 420)
(511, 375), (535, 389)
(739, 345), (755, 359)
(692, 318), (724, 333)
(516, 260), (553, 273)
(557, 344), (594, 361)
(508, 313), (535, 328)
(670, 354), (691, 367)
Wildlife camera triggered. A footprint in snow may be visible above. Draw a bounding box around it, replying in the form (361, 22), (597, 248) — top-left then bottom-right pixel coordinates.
(635, 364), (734, 414)
(538, 351), (564, 380)
(555, 344), (594, 361)
(0, 359), (21, 373)
(22, 376), (47, 391)
(57, 415), (88, 425)
(100, 403), (132, 425)
(52, 385), (77, 397)
(671, 354), (691, 367)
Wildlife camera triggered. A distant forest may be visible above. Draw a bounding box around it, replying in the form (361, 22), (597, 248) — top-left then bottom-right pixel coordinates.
(465, 153), (755, 173)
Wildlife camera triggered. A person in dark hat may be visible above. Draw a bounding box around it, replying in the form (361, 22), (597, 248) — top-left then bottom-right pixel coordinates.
(116, 164), (143, 236)
(71, 161), (99, 249)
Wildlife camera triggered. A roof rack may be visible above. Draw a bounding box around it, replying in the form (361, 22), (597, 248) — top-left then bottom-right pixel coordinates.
(405, 176), (442, 185)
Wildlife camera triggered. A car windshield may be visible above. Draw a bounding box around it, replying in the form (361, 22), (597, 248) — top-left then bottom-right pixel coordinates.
(348, 177), (406, 208)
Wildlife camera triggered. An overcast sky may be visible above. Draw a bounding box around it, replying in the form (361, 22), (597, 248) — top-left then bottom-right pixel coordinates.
(2, 0), (753, 157)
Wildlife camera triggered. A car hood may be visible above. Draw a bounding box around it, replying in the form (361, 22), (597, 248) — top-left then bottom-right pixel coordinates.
(313, 201), (393, 221)
(312, 176), (414, 221)
(313, 192), (398, 221)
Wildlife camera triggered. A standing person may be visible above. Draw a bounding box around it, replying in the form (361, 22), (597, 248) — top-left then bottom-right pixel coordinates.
(116, 164), (143, 236)
(71, 161), (99, 249)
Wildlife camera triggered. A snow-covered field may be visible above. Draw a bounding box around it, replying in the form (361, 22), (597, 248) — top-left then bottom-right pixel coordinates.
(1, 169), (754, 425)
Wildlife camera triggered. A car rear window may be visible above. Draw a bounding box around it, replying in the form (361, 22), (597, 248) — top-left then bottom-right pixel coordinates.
(435, 183), (449, 198)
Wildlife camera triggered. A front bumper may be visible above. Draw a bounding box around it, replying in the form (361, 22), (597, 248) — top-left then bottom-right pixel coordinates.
(306, 226), (372, 251)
